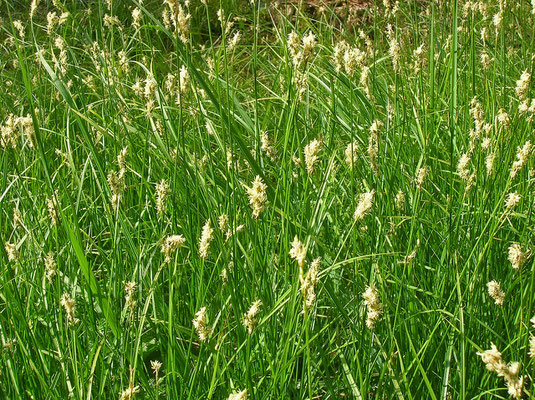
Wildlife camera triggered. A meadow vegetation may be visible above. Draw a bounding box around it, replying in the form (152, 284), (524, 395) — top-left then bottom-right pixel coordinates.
(1, 0), (535, 398)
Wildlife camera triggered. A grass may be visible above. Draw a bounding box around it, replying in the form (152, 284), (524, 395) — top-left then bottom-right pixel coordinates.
(0, 0), (534, 398)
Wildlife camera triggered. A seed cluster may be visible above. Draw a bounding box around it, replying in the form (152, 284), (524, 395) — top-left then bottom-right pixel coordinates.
(478, 343), (523, 399)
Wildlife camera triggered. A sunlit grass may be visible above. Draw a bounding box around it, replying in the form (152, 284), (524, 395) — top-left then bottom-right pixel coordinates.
(1, 0), (534, 398)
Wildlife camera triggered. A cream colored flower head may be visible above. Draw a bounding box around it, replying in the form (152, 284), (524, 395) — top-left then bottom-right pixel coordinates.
(508, 243), (527, 269)
(362, 284), (382, 329)
(227, 389), (247, 400)
(199, 220), (214, 259)
(354, 190), (375, 221)
(192, 307), (211, 342)
(304, 138), (323, 175)
(243, 300), (262, 334)
(486, 280), (505, 306)
(162, 234), (186, 263)
(246, 176), (267, 219)
(289, 236), (307, 268)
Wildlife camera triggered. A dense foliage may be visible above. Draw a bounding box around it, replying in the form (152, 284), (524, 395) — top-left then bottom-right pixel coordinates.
(1, 0), (535, 398)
